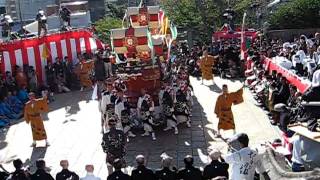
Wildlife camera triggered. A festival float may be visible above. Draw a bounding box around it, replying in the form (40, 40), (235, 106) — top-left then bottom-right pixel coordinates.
(109, 3), (177, 110)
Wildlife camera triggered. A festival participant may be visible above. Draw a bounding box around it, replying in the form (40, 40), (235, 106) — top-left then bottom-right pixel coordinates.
(114, 89), (136, 138)
(174, 87), (191, 128)
(100, 81), (113, 133)
(214, 84), (243, 137)
(56, 160), (79, 180)
(78, 58), (94, 91)
(101, 118), (126, 174)
(223, 133), (270, 180)
(59, 6), (71, 27)
(31, 159), (54, 180)
(24, 92), (49, 147)
(131, 155), (156, 180)
(140, 94), (157, 140)
(162, 90), (178, 135)
(177, 155), (203, 180)
(35, 9), (47, 37)
(199, 49), (215, 85)
(137, 88), (148, 119)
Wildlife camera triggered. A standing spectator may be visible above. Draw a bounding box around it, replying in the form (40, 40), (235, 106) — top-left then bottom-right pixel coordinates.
(7, 159), (30, 180)
(223, 133), (270, 180)
(15, 66), (28, 89)
(131, 155), (155, 180)
(103, 51), (113, 78)
(203, 148), (229, 180)
(56, 160), (79, 180)
(28, 67), (37, 93)
(64, 56), (74, 89)
(94, 53), (106, 82)
(155, 153), (177, 180)
(30, 159), (54, 180)
(107, 159), (130, 180)
(80, 164), (101, 180)
(59, 6), (71, 27)
(177, 155), (203, 180)
(101, 118), (126, 174)
(291, 135), (305, 172)
(45, 61), (57, 93)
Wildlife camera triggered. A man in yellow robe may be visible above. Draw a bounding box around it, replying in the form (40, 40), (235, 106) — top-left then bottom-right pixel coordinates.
(78, 59), (94, 91)
(214, 84), (243, 137)
(24, 92), (49, 147)
(200, 50), (215, 85)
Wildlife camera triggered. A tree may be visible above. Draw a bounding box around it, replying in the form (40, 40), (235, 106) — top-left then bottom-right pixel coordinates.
(269, 0), (320, 30)
(94, 17), (123, 44)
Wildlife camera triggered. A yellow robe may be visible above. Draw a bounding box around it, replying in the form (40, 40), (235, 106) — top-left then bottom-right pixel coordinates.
(214, 88), (243, 130)
(24, 98), (49, 141)
(200, 55), (215, 80)
(79, 60), (94, 87)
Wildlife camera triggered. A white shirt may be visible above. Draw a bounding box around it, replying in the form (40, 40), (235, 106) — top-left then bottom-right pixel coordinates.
(115, 97), (125, 120)
(81, 173), (101, 180)
(291, 135), (304, 164)
(224, 147), (266, 180)
(137, 95), (147, 109)
(100, 91), (111, 113)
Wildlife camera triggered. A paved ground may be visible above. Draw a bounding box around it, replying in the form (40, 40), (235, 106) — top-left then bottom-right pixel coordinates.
(0, 76), (280, 179)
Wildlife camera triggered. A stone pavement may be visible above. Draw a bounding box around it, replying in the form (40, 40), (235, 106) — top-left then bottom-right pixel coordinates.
(0, 76), (280, 178)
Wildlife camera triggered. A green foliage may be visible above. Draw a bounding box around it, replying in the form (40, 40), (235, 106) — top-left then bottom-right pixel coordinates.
(269, 0), (320, 29)
(94, 17), (123, 44)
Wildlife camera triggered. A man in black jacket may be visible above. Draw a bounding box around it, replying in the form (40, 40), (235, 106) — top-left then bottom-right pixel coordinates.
(56, 160), (79, 180)
(102, 118), (126, 174)
(203, 149), (229, 180)
(31, 159), (54, 180)
(177, 155), (203, 180)
(131, 155), (155, 180)
(107, 159), (130, 180)
(7, 159), (30, 180)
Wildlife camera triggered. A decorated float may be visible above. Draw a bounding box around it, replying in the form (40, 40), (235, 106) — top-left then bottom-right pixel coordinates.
(109, 3), (177, 108)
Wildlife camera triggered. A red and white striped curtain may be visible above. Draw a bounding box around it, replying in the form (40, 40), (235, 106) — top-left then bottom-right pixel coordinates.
(0, 29), (104, 83)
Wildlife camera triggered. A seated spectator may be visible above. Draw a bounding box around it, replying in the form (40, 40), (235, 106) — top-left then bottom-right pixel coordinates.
(302, 69), (320, 102)
(4, 71), (16, 91)
(15, 66), (28, 89)
(177, 155), (202, 180)
(291, 135), (305, 172)
(5, 91), (23, 114)
(56, 160), (79, 180)
(17, 86), (29, 104)
(155, 153), (177, 180)
(0, 97), (21, 120)
(80, 164), (101, 180)
(107, 159), (130, 180)
(131, 155), (155, 180)
(274, 104), (291, 133)
(30, 159), (54, 180)
(203, 148), (229, 180)
(7, 159), (30, 180)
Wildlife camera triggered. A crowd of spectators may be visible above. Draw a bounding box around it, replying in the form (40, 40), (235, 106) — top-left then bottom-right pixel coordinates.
(1, 132), (270, 180)
(0, 49), (114, 128)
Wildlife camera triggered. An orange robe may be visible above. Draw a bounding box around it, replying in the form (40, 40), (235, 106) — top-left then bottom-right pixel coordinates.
(200, 55), (215, 80)
(79, 60), (94, 87)
(214, 88), (243, 130)
(24, 98), (49, 141)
